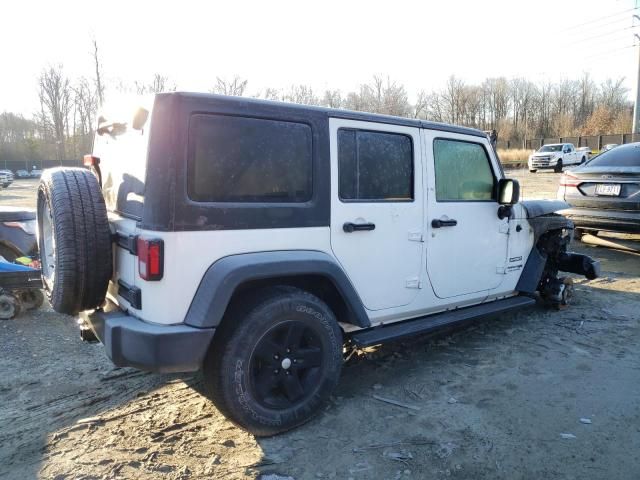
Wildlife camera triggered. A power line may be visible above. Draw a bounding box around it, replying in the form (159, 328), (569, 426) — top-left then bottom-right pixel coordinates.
(577, 44), (637, 62)
(563, 24), (639, 46)
(563, 15), (635, 38)
(564, 6), (637, 31)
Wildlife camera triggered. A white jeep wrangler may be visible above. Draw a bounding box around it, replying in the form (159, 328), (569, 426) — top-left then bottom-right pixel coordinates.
(37, 93), (600, 436)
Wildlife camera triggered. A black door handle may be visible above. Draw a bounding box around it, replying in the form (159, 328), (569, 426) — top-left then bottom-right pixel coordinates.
(343, 222), (376, 233)
(431, 218), (458, 228)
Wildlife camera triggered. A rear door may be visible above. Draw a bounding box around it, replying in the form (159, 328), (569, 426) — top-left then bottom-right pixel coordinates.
(329, 118), (424, 311)
(424, 132), (509, 298)
(567, 144), (578, 165)
(92, 100), (152, 308)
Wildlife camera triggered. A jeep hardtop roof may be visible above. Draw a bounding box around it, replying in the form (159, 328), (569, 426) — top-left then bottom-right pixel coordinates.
(159, 91), (487, 138)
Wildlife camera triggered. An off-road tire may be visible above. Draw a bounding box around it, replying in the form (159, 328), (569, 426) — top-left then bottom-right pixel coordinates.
(0, 293), (21, 320)
(203, 286), (343, 436)
(554, 159), (563, 173)
(37, 168), (112, 315)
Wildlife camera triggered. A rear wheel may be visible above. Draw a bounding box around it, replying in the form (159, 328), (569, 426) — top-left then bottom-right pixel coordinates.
(580, 156), (586, 164)
(37, 168), (112, 315)
(203, 286), (343, 436)
(529, 169), (537, 173)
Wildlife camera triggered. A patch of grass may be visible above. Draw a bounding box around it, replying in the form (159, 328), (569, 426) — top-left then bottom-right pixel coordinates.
(497, 148), (533, 163)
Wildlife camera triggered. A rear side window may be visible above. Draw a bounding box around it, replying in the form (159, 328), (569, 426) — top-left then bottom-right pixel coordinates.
(338, 129), (413, 201)
(188, 115), (312, 203)
(587, 145), (640, 167)
(433, 139), (495, 201)
(93, 110), (150, 219)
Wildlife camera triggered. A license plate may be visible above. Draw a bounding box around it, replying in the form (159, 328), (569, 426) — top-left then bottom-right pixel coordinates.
(595, 184), (621, 196)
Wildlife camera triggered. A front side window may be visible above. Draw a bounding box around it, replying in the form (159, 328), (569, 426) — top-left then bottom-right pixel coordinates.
(338, 129), (413, 201)
(433, 138), (495, 202)
(188, 114), (312, 202)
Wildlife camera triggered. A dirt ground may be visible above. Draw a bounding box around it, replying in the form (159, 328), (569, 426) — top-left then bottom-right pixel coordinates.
(1, 173), (640, 480)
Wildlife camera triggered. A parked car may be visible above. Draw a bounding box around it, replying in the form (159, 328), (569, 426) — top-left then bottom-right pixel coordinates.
(559, 142), (640, 235)
(0, 172), (10, 188)
(37, 93), (599, 436)
(15, 170), (30, 179)
(0, 170), (14, 188)
(601, 144), (618, 153)
(528, 143), (586, 173)
(29, 169), (43, 178)
(0, 169), (14, 185)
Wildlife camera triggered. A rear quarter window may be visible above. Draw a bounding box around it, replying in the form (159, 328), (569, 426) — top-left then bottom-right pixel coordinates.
(188, 114), (313, 203)
(93, 117), (149, 219)
(588, 145), (640, 167)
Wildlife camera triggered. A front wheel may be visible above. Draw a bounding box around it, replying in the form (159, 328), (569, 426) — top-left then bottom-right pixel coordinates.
(554, 159), (563, 173)
(529, 169), (537, 173)
(203, 286), (343, 436)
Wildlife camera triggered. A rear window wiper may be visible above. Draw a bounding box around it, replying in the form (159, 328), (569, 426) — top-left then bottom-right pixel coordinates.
(97, 121), (127, 137)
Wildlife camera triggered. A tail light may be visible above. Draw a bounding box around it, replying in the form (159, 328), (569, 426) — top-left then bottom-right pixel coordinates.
(137, 237), (164, 281)
(559, 173), (580, 187)
(84, 155), (102, 187)
(83, 155), (100, 167)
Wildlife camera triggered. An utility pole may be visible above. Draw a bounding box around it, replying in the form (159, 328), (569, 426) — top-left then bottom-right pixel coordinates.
(633, 16), (640, 134)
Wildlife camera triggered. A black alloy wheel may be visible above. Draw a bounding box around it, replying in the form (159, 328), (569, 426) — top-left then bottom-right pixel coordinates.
(249, 320), (324, 409)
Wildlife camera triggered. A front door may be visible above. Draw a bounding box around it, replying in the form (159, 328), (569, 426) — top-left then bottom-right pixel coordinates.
(329, 118), (424, 311)
(424, 132), (509, 299)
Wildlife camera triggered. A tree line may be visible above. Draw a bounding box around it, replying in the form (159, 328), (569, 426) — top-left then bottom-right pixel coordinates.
(0, 42), (633, 165)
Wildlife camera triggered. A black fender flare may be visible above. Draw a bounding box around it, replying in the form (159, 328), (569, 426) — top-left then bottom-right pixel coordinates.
(516, 213), (575, 294)
(184, 250), (370, 329)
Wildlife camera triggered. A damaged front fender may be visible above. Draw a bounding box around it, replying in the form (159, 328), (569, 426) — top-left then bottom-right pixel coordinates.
(516, 202), (600, 303)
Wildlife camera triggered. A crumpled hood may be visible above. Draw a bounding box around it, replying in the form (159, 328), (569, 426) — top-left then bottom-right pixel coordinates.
(519, 200), (570, 218)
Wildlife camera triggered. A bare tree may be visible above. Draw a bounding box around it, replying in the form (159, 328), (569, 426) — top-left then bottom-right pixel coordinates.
(92, 38), (105, 106)
(38, 66), (72, 161)
(321, 89), (342, 109)
(73, 77), (98, 154)
(212, 76), (248, 96)
(134, 74), (177, 95)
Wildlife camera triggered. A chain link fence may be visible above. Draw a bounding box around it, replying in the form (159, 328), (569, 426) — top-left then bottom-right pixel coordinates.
(498, 133), (640, 151)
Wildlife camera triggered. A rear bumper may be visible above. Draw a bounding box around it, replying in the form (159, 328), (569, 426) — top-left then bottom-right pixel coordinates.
(81, 309), (215, 373)
(562, 207), (640, 233)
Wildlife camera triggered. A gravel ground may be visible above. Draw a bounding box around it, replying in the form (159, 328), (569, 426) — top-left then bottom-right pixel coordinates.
(1, 173), (639, 480)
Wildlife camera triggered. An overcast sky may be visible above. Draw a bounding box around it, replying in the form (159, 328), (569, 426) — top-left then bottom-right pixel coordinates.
(2, 0), (639, 115)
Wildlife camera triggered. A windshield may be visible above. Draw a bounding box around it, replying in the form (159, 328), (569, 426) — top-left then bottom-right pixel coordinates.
(539, 145), (562, 152)
(587, 144), (640, 167)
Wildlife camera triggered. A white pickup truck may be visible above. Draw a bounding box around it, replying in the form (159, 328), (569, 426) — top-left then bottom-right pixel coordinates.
(528, 143), (586, 173)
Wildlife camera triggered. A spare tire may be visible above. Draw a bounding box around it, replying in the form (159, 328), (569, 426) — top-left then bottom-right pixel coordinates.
(37, 168), (112, 315)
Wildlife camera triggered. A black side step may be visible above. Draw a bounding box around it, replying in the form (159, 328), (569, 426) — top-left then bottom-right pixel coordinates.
(351, 296), (535, 347)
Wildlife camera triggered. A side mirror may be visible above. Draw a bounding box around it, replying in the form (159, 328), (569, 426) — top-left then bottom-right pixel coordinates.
(498, 178), (520, 205)
(132, 107), (149, 131)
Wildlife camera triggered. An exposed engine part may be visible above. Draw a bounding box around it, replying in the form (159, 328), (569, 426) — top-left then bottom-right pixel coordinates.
(557, 253), (600, 280)
(541, 277), (574, 309)
(534, 222), (599, 307)
(77, 316), (99, 343)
